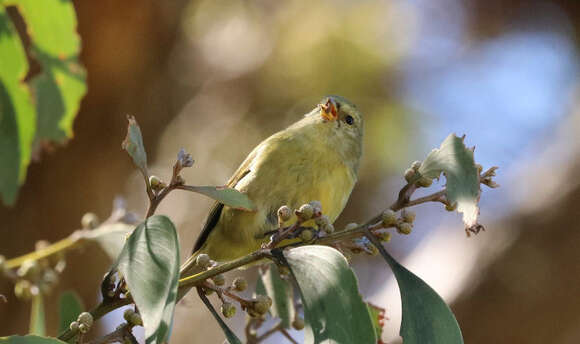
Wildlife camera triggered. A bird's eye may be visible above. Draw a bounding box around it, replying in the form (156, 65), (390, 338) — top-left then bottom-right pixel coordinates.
(344, 115), (354, 125)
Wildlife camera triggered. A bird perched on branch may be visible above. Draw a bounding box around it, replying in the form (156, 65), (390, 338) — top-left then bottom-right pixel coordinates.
(181, 95), (363, 275)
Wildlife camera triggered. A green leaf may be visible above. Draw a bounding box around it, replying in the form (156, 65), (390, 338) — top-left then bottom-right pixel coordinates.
(105, 216), (179, 344)
(121, 116), (148, 176)
(197, 288), (242, 344)
(258, 264), (294, 328)
(29, 295), (45, 336)
(374, 242), (463, 344)
(366, 303), (385, 343)
(16, 0), (86, 143)
(58, 291), (84, 333)
(85, 222), (134, 260)
(0, 335), (67, 344)
(276, 246), (376, 344)
(418, 134), (480, 229)
(0, 8), (35, 205)
(0, 0), (86, 206)
(184, 186), (256, 211)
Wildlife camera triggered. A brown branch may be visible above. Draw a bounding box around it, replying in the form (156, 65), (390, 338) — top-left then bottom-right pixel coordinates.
(280, 328), (299, 344)
(86, 323), (136, 344)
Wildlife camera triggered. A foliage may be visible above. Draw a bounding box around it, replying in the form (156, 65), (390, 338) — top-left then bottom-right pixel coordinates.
(0, 0), (86, 205)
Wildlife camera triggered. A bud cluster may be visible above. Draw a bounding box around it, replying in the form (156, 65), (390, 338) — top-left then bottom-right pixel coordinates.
(404, 160), (433, 187)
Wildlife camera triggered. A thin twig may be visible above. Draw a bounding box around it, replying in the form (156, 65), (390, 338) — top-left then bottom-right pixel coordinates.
(280, 328), (299, 344)
(86, 323), (135, 344)
(255, 321), (283, 342)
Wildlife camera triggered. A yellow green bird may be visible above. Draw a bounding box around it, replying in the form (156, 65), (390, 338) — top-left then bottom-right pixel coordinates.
(181, 95), (363, 274)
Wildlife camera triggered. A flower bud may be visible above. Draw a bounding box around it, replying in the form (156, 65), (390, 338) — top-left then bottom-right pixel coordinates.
(149, 175), (161, 188)
(232, 277), (247, 292)
(309, 200), (323, 216)
(292, 317), (305, 330)
(397, 222), (413, 235)
(78, 312), (94, 328)
(344, 223), (358, 231)
(81, 213), (99, 229)
(252, 295), (272, 315)
(195, 254), (212, 269)
(404, 168), (415, 182)
(381, 210), (397, 227)
(123, 309), (135, 322)
(17, 259), (40, 280)
(212, 274), (226, 286)
(401, 210), (416, 223)
(411, 161), (422, 171)
(417, 176), (433, 187)
(296, 204), (314, 221)
(300, 229), (314, 242)
(78, 323), (89, 334)
(277, 205), (292, 223)
(445, 202), (458, 212)
(69, 321), (79, 331)
(322, 223), (335, 234)
(129, 312), (143, 326)
(315, 215), (330, 227)
(221, 302), (237, 318)
(377, 232), (391, 242)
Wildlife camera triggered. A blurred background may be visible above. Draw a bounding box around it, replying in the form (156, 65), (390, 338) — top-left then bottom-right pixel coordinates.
(2, 0), (580, 343)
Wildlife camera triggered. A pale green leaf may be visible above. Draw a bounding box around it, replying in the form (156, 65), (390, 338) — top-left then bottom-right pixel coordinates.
(258, 264), (294, 328)
(58, 291), (84, 334)
(278, 246), (376, 344)
(418, 134), (480, 228)
(183, 186), (256, 211)
(121, 116), (148, 176)
(197, 289), (242, 344)
(0, 335), (66, 344)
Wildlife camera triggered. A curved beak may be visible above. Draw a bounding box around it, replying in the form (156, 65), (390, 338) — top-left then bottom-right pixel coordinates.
(320, 98), (339, 121)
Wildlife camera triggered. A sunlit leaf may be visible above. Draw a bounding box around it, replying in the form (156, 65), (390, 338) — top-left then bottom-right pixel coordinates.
(0, 8), (35, 205)
(121, 116), (148, 177)
(375, 243), (463, 344)
(104, 216), (179, 344)
(0, 335), (66, 344)
(418, 134), (480, 229)
(58, 291), (84, 334)
(276, 246), (376, 344)
(29, 295), (45, 336)
(197, 289), (242, 344)
(258, 264), (294, 328)
(182, 186), (256, 211)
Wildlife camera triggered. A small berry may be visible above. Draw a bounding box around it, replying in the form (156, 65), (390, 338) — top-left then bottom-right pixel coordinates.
(123, 309), (135, 322)
(404, 168), (415, 182)
(78, 323), (89, 334)
(212, 274), (226, 286)
(309, 200), (323, 216)
(232, 277), (247, 292)
(381, 210), (397, 227)
(196, 254), (212, 269)
(221, 302), (237, 318)
(377, 232), (392, 242)
(69, 321), (79, 331)
(129, 312), (143, 326)
(292, 317), (305, 330)
(252, 295), (272, 315)
(296, 204), (314, 221)
(401, 210), (416, 223)
(445, 202), (458, 211)
(277, 205), (292, 223)
(78, 312), (94, 328)
(14, 280), (32, 300)
(300, 229), (314, 241)
(81, 213), (99, 229)
(397, 223), (413, 235)
(417, 176), (433, 187)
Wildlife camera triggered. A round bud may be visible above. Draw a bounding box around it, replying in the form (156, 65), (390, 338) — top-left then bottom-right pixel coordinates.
(17, 259), (40, 279)
(296, 204), (314, 221)
(221, 302), (237, 318)
(212, 274), (226, 286)
(232, 277), (247, 292)
(417, 176), (433, 187)
(397, 223), (413, 235)
(381, 210), (397, 227)
(309, 200), (323, 217)
(277, 205), (292, 223)
(14, 280), (32, 300)
(366, 244), (379, 256)
(377, 232), (392, 242)
(81, 213), (99, 229)
(300, 229), (314, 241)
(149, 175), (161, 188)
(123, 309), (135, 322)
(292, 317), (305, 330)
(69, 321), (79, 331)
(253, 295), (272, 315)
(344, 223), (358, 231)
(129, 312), (143, 326)
(78, 312), (94, 328)
(445, 202), (457, 212)
(411, 161), (422, 171)
(195, 254), (212, 269)
(401, 210), (416, 224)
(404, 168), (415, 182)
(323, 223), (335, 234)
(315, 215), (330, 227)
(78, 323), (89, 334)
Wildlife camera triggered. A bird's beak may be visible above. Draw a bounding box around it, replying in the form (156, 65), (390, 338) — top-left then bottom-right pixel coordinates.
(320, 98), (338, 121)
